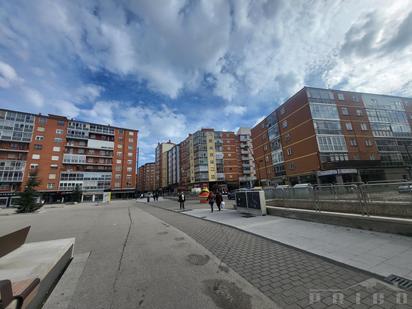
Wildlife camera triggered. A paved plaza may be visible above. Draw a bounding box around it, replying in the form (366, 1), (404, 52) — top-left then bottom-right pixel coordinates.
(1, 199), (411, 308)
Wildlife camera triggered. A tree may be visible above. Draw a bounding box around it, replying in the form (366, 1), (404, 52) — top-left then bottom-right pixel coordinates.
(16, 171), (41, 213)
(72, 184), (82, 203)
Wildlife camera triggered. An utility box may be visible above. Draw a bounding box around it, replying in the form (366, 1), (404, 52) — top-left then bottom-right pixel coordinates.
(235, 190), (267, 216)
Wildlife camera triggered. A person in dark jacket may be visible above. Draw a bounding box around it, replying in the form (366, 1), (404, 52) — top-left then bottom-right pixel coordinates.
(207, 191), (215, 212)
(215, 192), (223, 211)
(178, 192), (185, 210)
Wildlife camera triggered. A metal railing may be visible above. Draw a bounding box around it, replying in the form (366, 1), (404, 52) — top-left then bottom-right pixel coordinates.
(264, 182), (412, 217)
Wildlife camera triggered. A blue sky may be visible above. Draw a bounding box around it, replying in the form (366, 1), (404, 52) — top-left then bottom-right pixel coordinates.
(1, 0), (412, 165)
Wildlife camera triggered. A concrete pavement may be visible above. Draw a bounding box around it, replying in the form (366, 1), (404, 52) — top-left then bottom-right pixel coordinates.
(180, 202), (412, 281)
(0, 200), (276, 309)
(139, 201), (412, 309)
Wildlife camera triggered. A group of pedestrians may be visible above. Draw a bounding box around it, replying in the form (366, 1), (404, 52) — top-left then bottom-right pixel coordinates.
(147, 192), (159, 203)
(176, 190), (225, 213)
(207, 191), (224, 212)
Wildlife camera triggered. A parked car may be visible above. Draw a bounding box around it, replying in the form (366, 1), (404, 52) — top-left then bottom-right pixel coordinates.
(227, 192), (236, 200)
(398, 184), (412, 193)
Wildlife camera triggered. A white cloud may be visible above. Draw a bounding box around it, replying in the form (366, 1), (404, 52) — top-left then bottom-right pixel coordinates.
(324, 3), (412, 96)
(0, 61), (22, 88)
(2, 0), (412, 166)
(224, 104), (246, 116)
(22, 87), (44, 107)
(76, 84), (104, 102)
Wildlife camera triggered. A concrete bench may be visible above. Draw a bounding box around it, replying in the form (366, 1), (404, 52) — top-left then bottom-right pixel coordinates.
(0, 227), (74, 309)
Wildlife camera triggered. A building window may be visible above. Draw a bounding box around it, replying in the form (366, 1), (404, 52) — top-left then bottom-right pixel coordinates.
(53, 146), (61, 152)
(352, 95), (360, 102)
(337, 93), (344, 101)
(47, 183), (54, 189)
(39, 118), (47, 125)
(48, 174), (56, 180)
(370, 154), (376, 160)
(350, 139), (357, 146)
(128, 138), (133, 143)
(56, 129), (64, 135)
(57, 120), (65, 126)
(54, 138), (63, 143)
(35, 136), (44, 141)
(280, 107), (285, 115)
(128, 152), (133, 157)
(263, 145), (268, 151)
(50, 164), (58, 169)
(116, 159), (122, 164)
(341, 107), (349, 115)
(34, 144), (43, 150)
(37, 127), (45, 132)
(360, 123), (368, 131)
(287, 148), (292, 155)
(356, 109), (363, 116)
(282, 120), (288, 128)
(51, 155), (59, 161)
(317, 135), (347, 152)
(127, 160), (132, 165)
(115, 182), (121, 188)
(284, 133), (291, 142)
(365, 139), (373, 147)
(345, 122), (353, 131)
(32, 154), (40, 160)
(128, 131), (134, 136)
(127, 167), (132, 173)
(30, 163), (39, 169)
(289, 163), (296, 170)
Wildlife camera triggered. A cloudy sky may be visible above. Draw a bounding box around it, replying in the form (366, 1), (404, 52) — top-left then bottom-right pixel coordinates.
(1, 0), (412, 164)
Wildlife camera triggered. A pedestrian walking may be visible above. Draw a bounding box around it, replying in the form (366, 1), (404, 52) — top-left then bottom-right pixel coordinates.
(147, 194), (150, 203)
(215, 191), (223, 211)
(207, 191), (215, 213)
(178, 192), (185, 210)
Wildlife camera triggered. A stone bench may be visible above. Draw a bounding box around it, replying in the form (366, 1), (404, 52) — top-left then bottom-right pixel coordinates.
(0, 227), (74, 309)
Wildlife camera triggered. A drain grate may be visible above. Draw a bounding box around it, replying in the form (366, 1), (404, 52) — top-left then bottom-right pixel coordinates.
(384, 274), (412, 290)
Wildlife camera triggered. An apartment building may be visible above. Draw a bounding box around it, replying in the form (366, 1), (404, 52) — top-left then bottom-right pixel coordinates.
(251, 87), (412, 185)
(154, 141), (175, 190)
(0, 109), (138, 207)
(167, 144), (180, 191)
(137, 162), (155, 192)
(237, 128), (257, 186)
(174, 128), (241, 190)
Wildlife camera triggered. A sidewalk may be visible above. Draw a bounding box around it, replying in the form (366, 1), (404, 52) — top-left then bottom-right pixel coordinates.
(181, 203), (412, 281)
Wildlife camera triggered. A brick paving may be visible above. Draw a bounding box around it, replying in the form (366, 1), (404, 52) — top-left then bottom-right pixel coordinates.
(137, 203), (412, 309)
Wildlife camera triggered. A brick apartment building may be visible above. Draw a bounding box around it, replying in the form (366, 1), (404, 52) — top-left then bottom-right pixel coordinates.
(154, 141), (175, 190)
(137, 162), (155, 192)
(157, 128), (256, 192)
(237, 128), (257, 186)
(0, 109), (138, 207)
(251, 87), (412, 185)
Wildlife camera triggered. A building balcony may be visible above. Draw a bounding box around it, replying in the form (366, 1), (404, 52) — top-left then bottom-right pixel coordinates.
(0, 172), (24, 182)
(0, 160), (26, 172)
